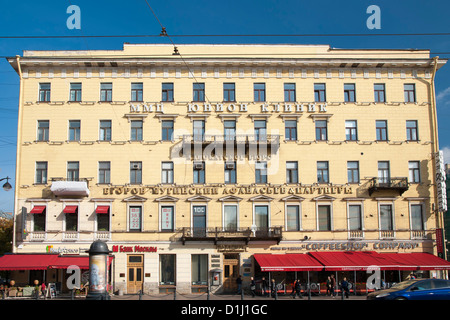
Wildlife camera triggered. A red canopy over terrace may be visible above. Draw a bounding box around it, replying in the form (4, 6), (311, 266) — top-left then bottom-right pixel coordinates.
(0, 254), (59, 270)
(253, 253), (324, 272)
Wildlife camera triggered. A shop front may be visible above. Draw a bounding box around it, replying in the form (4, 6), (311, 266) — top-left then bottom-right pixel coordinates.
(253, 250), (450, 295)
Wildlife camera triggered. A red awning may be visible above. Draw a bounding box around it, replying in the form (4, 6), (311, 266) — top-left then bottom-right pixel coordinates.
(377, 253), (450, 271)
(63, 205), (78, 214)
(308, 251), (397, 271)
(254, 254), (324, 271)
(95, 206), (110, 214)
(0, 254), (114, 271)
(30, 206), (46, 214)
(0, 254), (59, 270)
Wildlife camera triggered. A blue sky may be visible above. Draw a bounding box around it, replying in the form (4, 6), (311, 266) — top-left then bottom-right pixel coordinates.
(0, 0), (449, 213)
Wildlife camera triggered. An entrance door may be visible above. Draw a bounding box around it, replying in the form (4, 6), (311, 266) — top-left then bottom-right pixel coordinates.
(223, 254), (239, 293)
(127, 255), (144, 294)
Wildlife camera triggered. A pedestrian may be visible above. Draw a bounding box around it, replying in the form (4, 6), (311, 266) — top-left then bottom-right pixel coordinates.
(293, 279), (302, 299)
(236, 275), (242, 295)
(261, 277), (268, 297)
(341, 277), (349, 299)
(271, 278), (276, 298)
(250, 277), (256, 298)
(41, 282), (47, 299)
(330, 274), (336, 298)
(326, 276), (332, 296)
(290, 279), (296, 297)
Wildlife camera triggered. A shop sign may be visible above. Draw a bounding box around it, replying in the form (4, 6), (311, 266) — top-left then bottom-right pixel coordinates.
(46, 245), (79, 254)
(271, 241), (419, 252)
(103, 184), (353, 197)
(435, 151), (447, 212)
(112, 245), (157, 253)
(217, 244), (246, 252)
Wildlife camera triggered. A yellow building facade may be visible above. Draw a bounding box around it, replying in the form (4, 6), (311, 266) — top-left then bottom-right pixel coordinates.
(6, 44), (449, 295)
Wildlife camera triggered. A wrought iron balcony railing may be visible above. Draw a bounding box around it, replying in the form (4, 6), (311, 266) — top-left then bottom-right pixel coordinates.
(368, 177), (409, 196)
(179, 227), (282, 245)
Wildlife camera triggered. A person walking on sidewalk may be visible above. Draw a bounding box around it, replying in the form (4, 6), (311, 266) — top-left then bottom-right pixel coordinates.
(293, 279), (302, 299)
(330, 274), (336, 298)
(250, 277), (256, 297)
(326, 276), (332, 296)
(341, 277), (350, 299)
(236, 275), (242, 295)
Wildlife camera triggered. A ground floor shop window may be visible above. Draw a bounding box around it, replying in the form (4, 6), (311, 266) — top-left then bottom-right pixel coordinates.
(191, 254), (208, 286)
(160, 254), (176, 286)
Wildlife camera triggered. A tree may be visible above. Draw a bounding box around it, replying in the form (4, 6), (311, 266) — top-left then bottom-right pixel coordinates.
(0, 218), (13, 255)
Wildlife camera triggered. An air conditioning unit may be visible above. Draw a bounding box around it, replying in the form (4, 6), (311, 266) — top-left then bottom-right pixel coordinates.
(194, 163), (204, 170)
(132, 163), (142, 170)
(225, 162), (235, 170)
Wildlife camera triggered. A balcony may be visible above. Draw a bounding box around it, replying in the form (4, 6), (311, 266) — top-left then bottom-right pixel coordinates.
(179, 227), (282, 245)
(180, 134), (280, 158)
(367, 177), (409, 196)
(50, 179), (90, 197)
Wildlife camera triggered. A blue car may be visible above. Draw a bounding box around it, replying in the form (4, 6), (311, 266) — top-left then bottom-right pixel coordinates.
(367, 279), (450, 300)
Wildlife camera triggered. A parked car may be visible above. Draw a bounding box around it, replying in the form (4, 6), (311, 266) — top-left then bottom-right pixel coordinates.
(367, 279), (450, 300)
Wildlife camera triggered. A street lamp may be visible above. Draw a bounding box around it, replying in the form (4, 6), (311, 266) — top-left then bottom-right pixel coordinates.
(0, 177), (12, 191)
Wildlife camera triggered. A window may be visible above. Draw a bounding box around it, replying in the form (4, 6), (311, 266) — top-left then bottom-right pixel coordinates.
(193, 161), (205, 184)
(318, 205), (331, 231)
(161, 206), (174, 232)
(224, 161), (236, 184)
(97, 210), (110, 232)
(224, 120), (236, 141)
(314, 83), (326, 102)
(404, 84), (416, 103)
(374, 84), (386, 103)
(378, 161), (390, 184)
(68, 120), (80, 141)
(193, 83), (205, 102)
(223, 83), (236, 102)
(130, 120), (143, 141)
(348, 204), (362, 231)
(286, 161), (298, 184)
(192, 254), (208, 286)
(162, 162), (174, 184)
(286, 205), (300, 231)
(254, 120), (267, 141)
(285, 120), (297, 141)
(67, 161), (79, 181)
(344, 84), (356, 102)
(129, 206), (142, 231)
(131, 83), (143, 102)
(255, 161), (267, 184)
(99, 120), (112, 141)
(224, 205), (238, 231)
(410, 204), (424, 230)
(284, 83), (296, 102)
(98, 161), (111, 184)
(130, 161), (142, 184)
(409, 161), (420, 183)
(69, 83), (82, 102)
(193, 206), (207, 237)
(33, 208), (46, 232)
(254, 83), (266, 102)
(317, 161), (329, 183)
(37, 120), (49, 141)
(162, 120), (174, 141)
(100, 83), (112, 102)
(160, 254), (176, 285)
(406, 120), (419, 141)
(255, 205), (269, 229)
(35, 162), (48, 184)
(347, 161), (360, 183)
(376, 120), (388, 141)
(39, 83), (51, 102)
(345, 120), (358, 141)
(193, 120), (205, 142)
(379, 204), (393, 231)
(315, 120), (328, 141)
(65, 208), (78, 231)
(162, 83), (174, 102)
